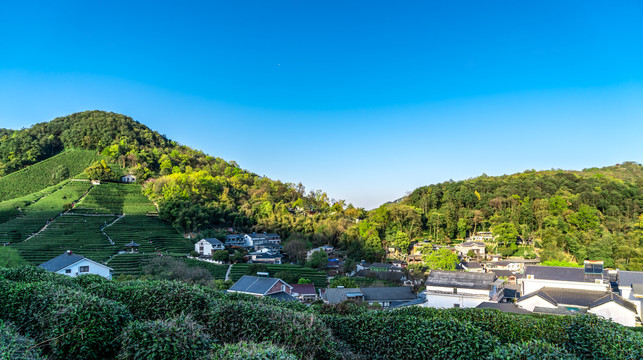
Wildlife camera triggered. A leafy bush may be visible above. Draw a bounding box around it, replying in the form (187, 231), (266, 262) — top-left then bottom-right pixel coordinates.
(207, 300), (338, 360)
(324, 310), (497, 360)
(118, 315), (214, 359)
(564, 314), (643, 359)
(488, 340), (577, 359)
(0, 319), (44, 360)
(211, 342), (297, 360)
(0, 280), (131, 360)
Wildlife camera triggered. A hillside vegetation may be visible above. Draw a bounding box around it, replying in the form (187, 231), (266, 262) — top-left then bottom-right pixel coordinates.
(1, 266), (642, 360)
(0, 149), (100, 201)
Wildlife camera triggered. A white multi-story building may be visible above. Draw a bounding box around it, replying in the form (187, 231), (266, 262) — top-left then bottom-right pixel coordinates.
(195, 238), (224, 256)
(423, 270), (503, 309)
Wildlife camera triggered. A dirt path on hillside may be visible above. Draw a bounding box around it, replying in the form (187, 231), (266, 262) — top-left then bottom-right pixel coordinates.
(100, 215), (125, 246)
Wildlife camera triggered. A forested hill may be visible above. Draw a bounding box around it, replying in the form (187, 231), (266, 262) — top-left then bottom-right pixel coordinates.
(0, 111), (360, 241)
(396, 162), (643, 269)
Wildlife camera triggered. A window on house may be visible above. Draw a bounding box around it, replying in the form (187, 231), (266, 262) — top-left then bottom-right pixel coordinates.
(281, 285), (286, 292)
(453, 304), (460, 308)
(65, 269), (71, 274)
(79, 266), (89, 273)
(453, 288), (458, 294)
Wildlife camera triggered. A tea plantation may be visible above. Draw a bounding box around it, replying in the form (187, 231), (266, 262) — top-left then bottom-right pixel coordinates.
(1, 266), (642, 360)
(0, 149), (100, 201)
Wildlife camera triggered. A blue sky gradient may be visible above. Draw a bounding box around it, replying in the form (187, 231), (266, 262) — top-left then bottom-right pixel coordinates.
(1, 1), (642, 208)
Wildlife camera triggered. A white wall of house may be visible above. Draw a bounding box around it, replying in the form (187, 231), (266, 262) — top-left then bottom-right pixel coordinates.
(426, 286), (492, 298)
(589, 302), (636, 327)
(522, 279), (609, 295)
(195, 239), (223, 255)
(423, 293), (487, 309)
(55, 259), (111, 280)
(516, 296), (557, 312)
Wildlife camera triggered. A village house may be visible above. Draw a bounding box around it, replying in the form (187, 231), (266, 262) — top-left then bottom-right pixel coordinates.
(423, 270), (503, 309)
(521, 262), (612, 295)
(120, 174), (136, 183)
(485, 261), (524, 273)
(194, 238), (224, 256)
(290, 283), (318, 302)
(263, 233), (282, 244)
(225, 234), (248, 248)
(227, 275), (295, 301)
(455, 241), (486, 257)
(617, 271), (643, 319)
(470, 231), (495, 242)
(306, 246), (334, 260)
(460, 261), (484, 273)
(247, 248), (282, 264)
(38, 251), (113, 280)
(321, 286), (418, 308)
(516, 287), (638, 327)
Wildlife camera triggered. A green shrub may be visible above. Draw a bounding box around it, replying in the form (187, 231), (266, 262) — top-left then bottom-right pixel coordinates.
(211, 342), (297, 360)
(0, 265), (76, 286)
(118, 315), (214, 360)
(564, 314), (643, 360)
(324, 310), (497, 360)
(488, 340), (577, 359)
(0, 281), (131, 360)
(207, 300), (338, 360)
(0, 319), (44, 360)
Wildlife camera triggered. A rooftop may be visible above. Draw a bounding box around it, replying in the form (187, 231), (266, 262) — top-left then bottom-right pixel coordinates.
(202, 238), (223, 246)
(290, 283), (316, 295)
(425, 270), (496, 290)
(228, 275), (289, 295)
(518, 287), (637, 313)
(524, 265), (609, 284)
(618, 271), (643, 287)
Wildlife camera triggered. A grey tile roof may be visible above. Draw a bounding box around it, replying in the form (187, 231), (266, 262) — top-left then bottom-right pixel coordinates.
(266, 292), (297, 302)
(462, 261), (482, 269)
(618, 271), (643, 287)
(228, 275), (286, 295)
(290, 284), (316, 295)
(492, 270), (516, 278)
(476, 302), (532, 314)
(525, 266), (608, 283)
(38, 252), (89, 272)
(361, 287), (416, 301)
(322, 288), (362, 304)
(203, 238), (223, 246)
(425, 270), (496, 290)
(518, 287), (637, 313)
(461, 241), (485, 246)
(591, 292), (638, 313)
(371, 263), (392, 269)
(124, 241), (140, 247)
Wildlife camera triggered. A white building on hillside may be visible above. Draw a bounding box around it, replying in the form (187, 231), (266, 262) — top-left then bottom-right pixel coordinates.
(618, 271), (643, 319)
(423, 270), (503, 309)
(38, 251), (113, 280)
(195, 238), (225, 256)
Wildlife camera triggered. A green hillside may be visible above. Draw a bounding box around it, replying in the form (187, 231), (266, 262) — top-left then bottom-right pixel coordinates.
(0, 149), (100, 201)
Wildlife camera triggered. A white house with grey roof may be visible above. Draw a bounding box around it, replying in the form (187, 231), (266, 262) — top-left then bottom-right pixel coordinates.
(521, 264), (612, 295)
(228, 275), (294, 300)
(38, 251), (112, 280)
(195, 238), (224, 256)
(516, 286), (638, 327)
(618, 270), (643, 319)
(423, 270), (503, 309)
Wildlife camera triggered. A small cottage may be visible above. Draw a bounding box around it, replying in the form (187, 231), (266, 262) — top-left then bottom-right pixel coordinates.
(195, 238), (225, 256)
(38, 251), (113, 280)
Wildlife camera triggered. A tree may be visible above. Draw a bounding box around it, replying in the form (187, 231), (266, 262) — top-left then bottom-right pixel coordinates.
(422, 248), (458, 271)
(283, 238), (307, 264)
(330, 276), (357, 288)
(306, 250), (328, 270)
(51, 164), (70, 184)
(212, 250), (229, 262)
(297, 278), (312, 284)
(343, 258), (356, 274)
(84, 160), (117, 181)
(0, 247), (25, 268)
(457, 218), (468, 239)
(493, 223), (518, 246)
(393, 231), (411, 254)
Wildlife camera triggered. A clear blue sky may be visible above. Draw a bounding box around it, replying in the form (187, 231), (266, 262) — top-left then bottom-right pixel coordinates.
(1, 1), (642, 208)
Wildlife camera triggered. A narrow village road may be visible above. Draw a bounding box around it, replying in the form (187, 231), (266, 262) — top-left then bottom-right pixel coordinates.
(225, 264), (232, 281)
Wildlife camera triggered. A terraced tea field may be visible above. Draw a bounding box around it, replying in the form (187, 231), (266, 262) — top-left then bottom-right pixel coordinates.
(0, 149), (100, 201)
(104, 215), (192, 253)
(0, 181), (91, 243)
(72, 183), (156, 215)
(13, 214), (117, 264)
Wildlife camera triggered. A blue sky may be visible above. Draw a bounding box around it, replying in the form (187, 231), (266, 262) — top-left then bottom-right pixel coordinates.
(1, 1), (642, 208)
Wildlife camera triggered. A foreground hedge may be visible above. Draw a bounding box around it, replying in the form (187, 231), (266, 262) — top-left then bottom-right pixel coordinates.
(0, 280), (131, 360)
(211, 342), (297, 360)
(0, 320), (44, 360)
(324, 310), (497, 360)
